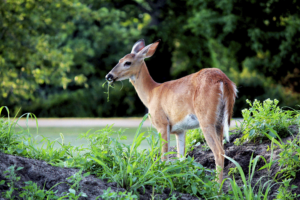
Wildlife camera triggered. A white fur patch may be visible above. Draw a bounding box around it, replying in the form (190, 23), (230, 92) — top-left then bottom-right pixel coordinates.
(129, 75), (136, 83)
(171, 114), (199, 132)
(233, 83), (238, 97)
(223, 111), (229, 142)
(219, 82), (230, 143)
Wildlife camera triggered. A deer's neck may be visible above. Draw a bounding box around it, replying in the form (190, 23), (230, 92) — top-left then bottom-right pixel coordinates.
(130, 62), (159, 107)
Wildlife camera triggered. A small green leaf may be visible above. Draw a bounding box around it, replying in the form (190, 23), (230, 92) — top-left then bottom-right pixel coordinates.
(249, 129), (255, 136)
(16, 148), (24, 154)
(69, 188), (76, 194)
(292, 155), (299, 162)
(191, 183), (197, 195)
(291, 185), (298, 189)
(84, 172), (90, 177)
(17, 167), (24, 171)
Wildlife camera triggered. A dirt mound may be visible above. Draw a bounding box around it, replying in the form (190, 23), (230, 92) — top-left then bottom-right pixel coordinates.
(0, 153), (123, 199)
(0, 125), (299, 199)
(187, 125), (300, 198)
(0, 153), (198, 200)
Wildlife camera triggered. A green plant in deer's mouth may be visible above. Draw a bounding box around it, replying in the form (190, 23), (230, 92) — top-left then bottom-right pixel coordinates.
(102, 80), (115, 102)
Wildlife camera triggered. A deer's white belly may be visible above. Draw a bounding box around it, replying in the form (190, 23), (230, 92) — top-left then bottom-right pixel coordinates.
(171, 114), (199, 132)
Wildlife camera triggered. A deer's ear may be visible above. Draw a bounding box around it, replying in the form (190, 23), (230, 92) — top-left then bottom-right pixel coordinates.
(137, 39), (160, 58)
(131, 39), (145, 53)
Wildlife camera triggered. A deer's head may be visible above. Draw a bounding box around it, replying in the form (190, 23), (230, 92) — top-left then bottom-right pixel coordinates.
(105, 39), (160, 83)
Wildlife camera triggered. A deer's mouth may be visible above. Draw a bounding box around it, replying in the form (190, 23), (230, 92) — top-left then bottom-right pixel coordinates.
(111, 77), (118, 84)
(105, 74), (118, 84)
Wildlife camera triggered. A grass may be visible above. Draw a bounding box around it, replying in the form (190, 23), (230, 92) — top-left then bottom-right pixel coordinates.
(15, 126), (176, 150)
(0, 99), (300, 199)
(223, 154), (275, 199)
(221, 99), (300, 199)
(235, 98), (299, 145)
(0, 107), (220, 199)
(84, 115), (220, 197)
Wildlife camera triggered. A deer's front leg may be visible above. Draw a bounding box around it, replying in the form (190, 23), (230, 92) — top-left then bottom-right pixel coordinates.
(156, 125), (170, 160)
(150, 111), (170, 160)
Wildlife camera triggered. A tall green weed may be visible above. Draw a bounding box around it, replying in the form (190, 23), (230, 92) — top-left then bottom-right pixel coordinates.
(235, 99), (298, 145)
(86, 114), (220, 197)
(223, 155), (275, 200)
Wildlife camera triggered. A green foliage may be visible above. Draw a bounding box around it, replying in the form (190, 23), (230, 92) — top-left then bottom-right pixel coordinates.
(235, 99), (298, 145)
(0, 0), (144, 117)
(66, 169), (90, 192)
(185, 128), (206, 152)
(1, 106), (300, 199)
(276, 136), (300, 180)
(18, 181), (59, 200)
(88, 115), (219, 197)
(27, 134), (86, 166)
(258, 129), (300, 183)
(0, 106), (37, 155)
(102, 80), (115, 102)
(258, 139), (278, 176)
(1, 0), (300, 118)
(186, 0), (300, 88)
(223, 155), (275, 200)
(0, 108), (220, 198)
(232, 68), (300, 117)
(0, 166), (90, 199)
(275, 179), (300, 200)
(258, 126), (300, 182)
(228, 167), (239, 177)
(99, 187), (138, 200)
(1, 165), (23, 199)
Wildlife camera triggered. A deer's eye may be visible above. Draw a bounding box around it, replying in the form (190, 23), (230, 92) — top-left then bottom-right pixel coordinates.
(124, 62), (131, 67)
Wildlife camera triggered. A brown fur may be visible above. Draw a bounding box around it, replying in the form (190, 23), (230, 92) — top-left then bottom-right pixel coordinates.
(106, 40), (237, 183)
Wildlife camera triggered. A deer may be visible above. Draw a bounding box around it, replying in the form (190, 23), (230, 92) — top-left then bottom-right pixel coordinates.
(105, 39), (237, 183)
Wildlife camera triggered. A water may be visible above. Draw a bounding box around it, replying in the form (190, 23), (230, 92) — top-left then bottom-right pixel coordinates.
(16, 126), (176, 150)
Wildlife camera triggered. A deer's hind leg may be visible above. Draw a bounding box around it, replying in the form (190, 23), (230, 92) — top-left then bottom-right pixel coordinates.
(194, 86), (225, 183)
(199, 124), (225, 183)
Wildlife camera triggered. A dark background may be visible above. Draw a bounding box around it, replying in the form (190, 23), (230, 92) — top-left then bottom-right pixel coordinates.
(0, 0), (299, 117)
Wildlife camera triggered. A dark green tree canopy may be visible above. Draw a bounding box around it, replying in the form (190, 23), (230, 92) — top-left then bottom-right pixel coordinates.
(0, 0), (299, 117)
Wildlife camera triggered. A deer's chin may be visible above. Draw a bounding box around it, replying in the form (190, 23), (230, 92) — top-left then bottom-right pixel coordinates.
(115, 76), (129, 82)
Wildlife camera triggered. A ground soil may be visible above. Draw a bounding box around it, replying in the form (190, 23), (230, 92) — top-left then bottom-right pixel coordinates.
(187, 124), (300, 199)
(0, 125), (299, 199)
(0, 155), (197, 200)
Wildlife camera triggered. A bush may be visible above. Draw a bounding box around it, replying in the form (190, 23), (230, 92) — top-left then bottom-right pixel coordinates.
(235, 99), (298, 145)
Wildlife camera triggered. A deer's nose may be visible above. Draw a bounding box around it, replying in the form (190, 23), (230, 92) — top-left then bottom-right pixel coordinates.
(105, 74), (114, 82)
